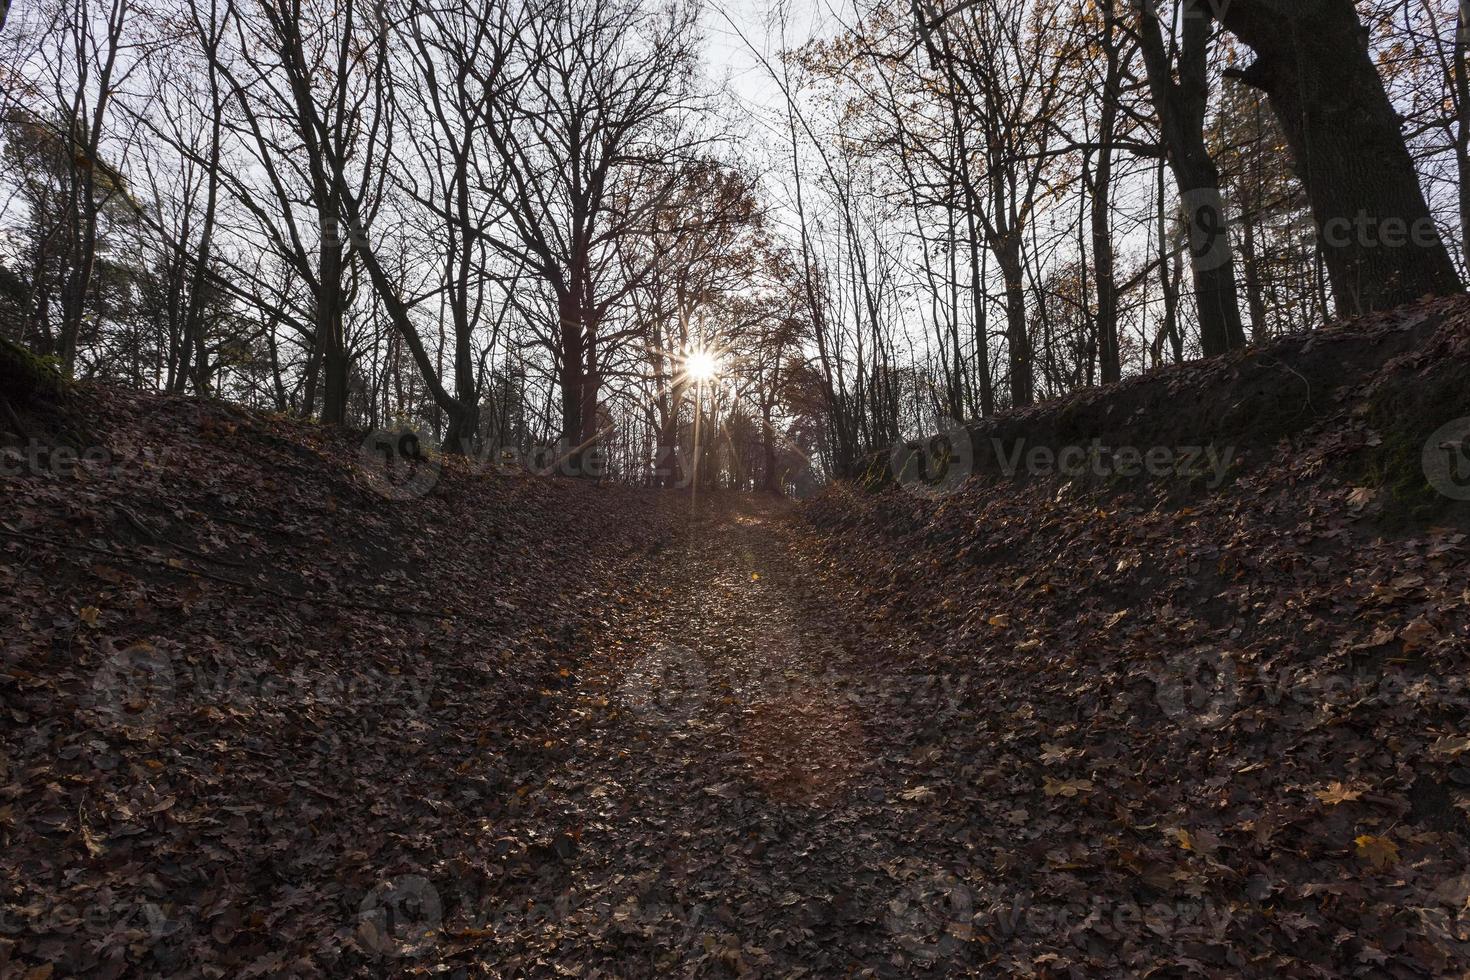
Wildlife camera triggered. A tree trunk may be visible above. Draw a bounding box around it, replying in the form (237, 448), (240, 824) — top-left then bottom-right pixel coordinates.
(761, 406), (780, 493)
(1136, 5), (1248, 358)
(317, 238), (349, 425)
(1453, 2), (1470, 269)
(1, 337), (64, 408)
(1178, 174), (1248, 357)
(556, 293), (586, 474)
(996, 234), (1033, 408)
(1240, 216), (1271, 343)
(335, 188), (465, 445)
(1219, 0), (1461, 313)
(578, 335), (602, 479)
(656, 379), (686, 488)
(1091, 154), (1120, 384)
(1093, 7), (1123, 385)
(438, 283), (479, 456)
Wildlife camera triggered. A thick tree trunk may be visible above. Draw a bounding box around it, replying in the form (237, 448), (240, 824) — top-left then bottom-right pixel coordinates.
(1178, 174), (1248, 357)
(441, 400), (480, 459)
(317, 242), (349, 426)
(578, 337), (602, 478)
(655, 380), (686, 488)
(321, 342), (348, 425)
(555, 294), (601, 475)
(1219, 0), (1461, 313)
(1, 337), (64, 409)
(438, 294), (479, 456)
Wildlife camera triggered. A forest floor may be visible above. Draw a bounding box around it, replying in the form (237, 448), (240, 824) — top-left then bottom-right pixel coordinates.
(497, 494), (980, 976)
(4, 297), (1470, 977)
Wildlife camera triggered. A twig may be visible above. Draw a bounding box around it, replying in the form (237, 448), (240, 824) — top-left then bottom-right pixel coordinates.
(111, 502), (250, 568)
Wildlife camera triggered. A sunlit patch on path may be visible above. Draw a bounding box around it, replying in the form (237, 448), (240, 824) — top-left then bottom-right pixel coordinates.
(508, 496), (963, 974)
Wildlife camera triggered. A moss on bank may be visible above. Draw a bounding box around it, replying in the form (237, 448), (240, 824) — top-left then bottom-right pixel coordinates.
(0, 337), (64, 406)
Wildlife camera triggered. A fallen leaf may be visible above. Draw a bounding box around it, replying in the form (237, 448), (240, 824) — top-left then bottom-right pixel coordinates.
(1354, 834), (1399, 871)
(1043, 777), (1094, 798)
(1315, 782), (1363, 806)
(1399, 618), (1438, 651)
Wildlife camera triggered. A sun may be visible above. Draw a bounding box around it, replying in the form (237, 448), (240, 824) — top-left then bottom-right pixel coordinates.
(684, 348), (721, 382)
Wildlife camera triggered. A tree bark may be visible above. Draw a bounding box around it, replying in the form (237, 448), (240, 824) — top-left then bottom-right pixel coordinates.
(1135, 4), (1248, 358)
(1451, 1), (1470, 269)
(1219, 0), (1461, 313)
(1092, 5), (1123, 384)
(996, 233), (1034, 408)
(556, 293), (587, 473)
(317, 240), (348, 425)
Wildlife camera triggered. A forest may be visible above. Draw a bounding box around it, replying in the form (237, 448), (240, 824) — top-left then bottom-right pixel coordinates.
(2, 0), (1466, 481)
(2, 0), (1470, 975)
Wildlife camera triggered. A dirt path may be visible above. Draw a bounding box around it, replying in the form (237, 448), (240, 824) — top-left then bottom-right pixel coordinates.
(478, 497), (973, 976)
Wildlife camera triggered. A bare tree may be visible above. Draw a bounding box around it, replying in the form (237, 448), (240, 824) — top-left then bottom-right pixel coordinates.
(476, 0), (708, 473)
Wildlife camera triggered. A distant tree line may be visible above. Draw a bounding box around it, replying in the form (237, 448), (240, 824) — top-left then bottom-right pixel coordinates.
(0, 0), (1463, 486)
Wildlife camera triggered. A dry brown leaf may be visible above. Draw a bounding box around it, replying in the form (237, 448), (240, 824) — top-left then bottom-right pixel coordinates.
(1354, 835), (1399, 870)
(1315, 782), (1363, 806)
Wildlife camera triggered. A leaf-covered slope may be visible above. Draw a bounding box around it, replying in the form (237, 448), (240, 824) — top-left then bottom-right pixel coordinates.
(883, 294), (1470, 525)
(0, 388), (682, 976)
(800, 299), (1470, 973)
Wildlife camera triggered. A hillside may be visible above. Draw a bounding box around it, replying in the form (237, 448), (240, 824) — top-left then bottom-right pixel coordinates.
(0, 390), (684, 975)
(1, 296), (1469, 976)
(802, 295), (1470, 972)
